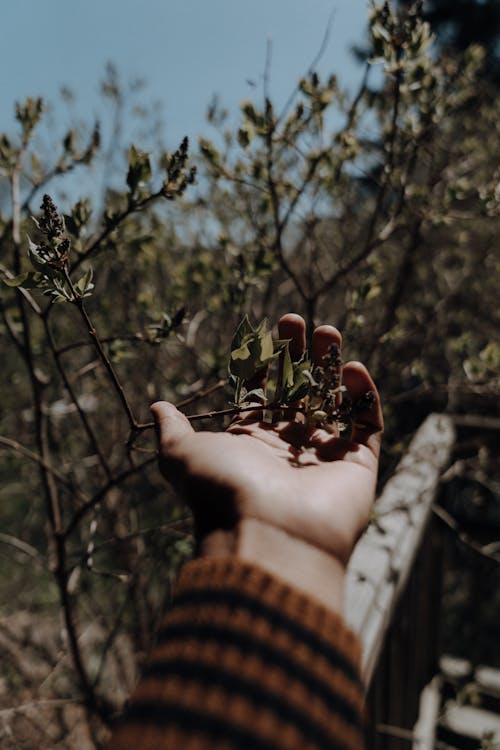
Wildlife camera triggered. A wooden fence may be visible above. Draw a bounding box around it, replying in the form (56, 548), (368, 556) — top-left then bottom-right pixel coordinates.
(344, 413), (456, 749)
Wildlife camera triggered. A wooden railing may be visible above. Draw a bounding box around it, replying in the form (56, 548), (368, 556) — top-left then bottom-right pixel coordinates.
(344, 413), (456, 749)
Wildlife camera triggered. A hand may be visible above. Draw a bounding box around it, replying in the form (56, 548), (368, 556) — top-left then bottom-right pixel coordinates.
(151, 314), (383, 575)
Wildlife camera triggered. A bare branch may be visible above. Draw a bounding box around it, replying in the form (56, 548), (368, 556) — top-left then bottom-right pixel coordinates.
(0, 532), (43, 563)
(64, 456), (157, 537)
(432, 503), (500, 564)
(0, 434), (89, 502)
(174, 379), (226, 408)
(44, 316), (112, 480)
(0, 261), (43, 316)
(63, 268), (138, 430)
(277, 10), (335, 123)
(70, 189), (164, 274)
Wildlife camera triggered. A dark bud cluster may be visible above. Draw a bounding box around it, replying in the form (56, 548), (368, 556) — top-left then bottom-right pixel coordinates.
(309, 344), (376, 432)
(36, 195), (70, 270)
(39, 194), (65, 241)
(311, 344), (343, 414)
(162, 136), (197, 200)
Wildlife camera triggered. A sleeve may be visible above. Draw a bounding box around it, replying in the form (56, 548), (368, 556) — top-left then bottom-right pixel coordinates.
(108, 557), (365, 750)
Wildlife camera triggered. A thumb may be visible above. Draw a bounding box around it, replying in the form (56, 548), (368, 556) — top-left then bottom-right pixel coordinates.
(150, 401), (195, 455)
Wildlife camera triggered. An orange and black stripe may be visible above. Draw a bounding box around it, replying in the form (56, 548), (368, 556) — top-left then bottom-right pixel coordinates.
(108, 558), (364, 750)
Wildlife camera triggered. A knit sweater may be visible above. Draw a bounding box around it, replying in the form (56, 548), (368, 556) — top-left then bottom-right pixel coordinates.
(108, 557), (364, 750)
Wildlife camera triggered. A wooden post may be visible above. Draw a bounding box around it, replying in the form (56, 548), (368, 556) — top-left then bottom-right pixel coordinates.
(343, 413), (455, 748)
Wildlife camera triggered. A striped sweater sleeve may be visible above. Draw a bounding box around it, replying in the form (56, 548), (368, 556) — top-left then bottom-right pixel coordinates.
(108, 557), (365, 750)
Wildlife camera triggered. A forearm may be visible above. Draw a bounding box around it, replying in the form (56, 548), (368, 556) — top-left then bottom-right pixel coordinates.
(199, 518), (347, 616)
(108, 535), (365, 750)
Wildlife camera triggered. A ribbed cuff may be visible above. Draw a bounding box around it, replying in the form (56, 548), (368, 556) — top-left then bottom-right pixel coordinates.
(176, 557), (362, 671)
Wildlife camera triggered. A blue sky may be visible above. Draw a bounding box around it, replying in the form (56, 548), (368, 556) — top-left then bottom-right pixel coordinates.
(2, 1), (371, 148)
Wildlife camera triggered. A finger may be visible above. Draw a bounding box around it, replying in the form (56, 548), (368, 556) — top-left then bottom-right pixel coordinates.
(342, 362), (383, 457)
(312, 324), (342, 367)
(274, 314), (307, 415)
(278, 313), (306, 360)
(150, 401), (195, 455)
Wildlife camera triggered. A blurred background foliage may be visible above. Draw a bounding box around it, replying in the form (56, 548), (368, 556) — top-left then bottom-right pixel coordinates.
(0, 0), (499, 742)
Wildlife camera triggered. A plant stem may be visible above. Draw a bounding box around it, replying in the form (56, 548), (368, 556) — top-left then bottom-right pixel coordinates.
(64, 456), (156, 538)
(0, 435), (89, 502)
(44, 316), (113, 480)
(63, 268), (138, 430)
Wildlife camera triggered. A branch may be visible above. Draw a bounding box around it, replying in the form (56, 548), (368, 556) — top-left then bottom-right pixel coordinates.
(175, 379), (226, 408)
(135, 404), (308, 434)
(70, 189), (164, 274)
(432, 503), (500, 564)
(56, 332), (146, 356)
(277, 10), (335, 124)
(64, 456), (157, 538)
(0, 532), (43, 563)
(315, 64), (404, 300)
(0, 435), (89, 503)
(43, 316), (112, 480)
(0, 296), (26, 357)
(264, 113), (308, 301)
(53, 533), (111, 720)
(0, 262), (42, 316)
(5, 225), (99, 713)
(448, 414), (500, 431)
(73, 517), (192, 559)
(63, 269), (138, 430)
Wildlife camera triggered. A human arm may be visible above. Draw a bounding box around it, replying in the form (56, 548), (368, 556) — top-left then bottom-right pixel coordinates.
(108, 313), (383, 750)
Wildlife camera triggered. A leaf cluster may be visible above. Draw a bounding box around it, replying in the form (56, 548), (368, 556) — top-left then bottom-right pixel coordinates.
(228, 316), (374, 433)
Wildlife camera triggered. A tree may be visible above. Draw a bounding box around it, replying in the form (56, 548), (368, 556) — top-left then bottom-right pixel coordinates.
(401, 0), (500, 81)
(0, 2), (498, 745)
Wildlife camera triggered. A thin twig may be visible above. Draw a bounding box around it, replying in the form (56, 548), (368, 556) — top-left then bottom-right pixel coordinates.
(174, 379), (226, 408)
(0, 435), (89, 502)
(0, 532), (43, 563)
(277, 10), (335, 124)
(432, 503), (500, 564)
(0, 296), (29, 361)
(135, 404), (307, 433)
(52, 533), (111, 720)
(70, 189), (164, 274)
(56, 333), (145, 356)
(0, 261), (42, 315)
(315, 62), (403, 300)
(264, 99), (308, 300)
(63, 268), (138, 430)
(43, 316), (113, 479)
(71, 518), (192, 560)
(64, 456), (157, 537)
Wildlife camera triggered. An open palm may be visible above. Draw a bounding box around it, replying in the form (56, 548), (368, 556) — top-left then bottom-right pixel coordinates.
(152, 314), (383, 567)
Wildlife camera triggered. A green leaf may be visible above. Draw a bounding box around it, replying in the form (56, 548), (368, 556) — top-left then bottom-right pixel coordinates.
(126, 145), (152, 193)
(26, 236), (60, 279)
(229, 341), (254, 379)
(199, 138), (220, 165)
(258, 330), (273, 363)
(237, 125), (253, 148)
(281, 345), (294, 389)
(2, 271), (45, 289)
(64, 200), (91, 238)
(2, 272), (30, 287)
(245, 388), (265, 402)
(283, 360), (313, 402)
(75, 267), (94, 298)
(230, 314), (255, 354)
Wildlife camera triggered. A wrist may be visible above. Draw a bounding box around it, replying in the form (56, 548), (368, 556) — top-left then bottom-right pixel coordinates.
(198, 518), (346, 615)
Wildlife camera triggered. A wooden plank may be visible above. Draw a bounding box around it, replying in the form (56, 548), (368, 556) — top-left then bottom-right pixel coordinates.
(439, 704), (500, 745)
(344, 413), (455, 685)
